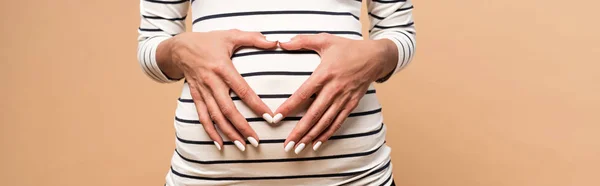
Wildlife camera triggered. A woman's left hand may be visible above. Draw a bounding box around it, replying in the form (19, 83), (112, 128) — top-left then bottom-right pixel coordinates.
(273, 33), (399, 154)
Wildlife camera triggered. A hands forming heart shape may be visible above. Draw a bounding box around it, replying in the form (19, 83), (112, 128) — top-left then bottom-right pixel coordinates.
(161, 29), (398, 153)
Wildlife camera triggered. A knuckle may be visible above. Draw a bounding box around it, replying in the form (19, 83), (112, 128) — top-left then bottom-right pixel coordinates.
(317, 32), (331, 37)
(196, 110), (206, 118)
(348, 99), (360, 109)
(304, 133), (316, 140)
(323, 116), (334, 125)
(313, 69), (332, 82)
(224, 29), (241, 42)
(202, 124), (215, 132)
(288, 132), (300, 140)
(228, 29), (242, 34)
(236, 127), (250, 135)
(200, 118), (211, 126)
(320, 132), (332, 140)
(325, 72), (336, 80)
(317, 34), (332, 43)
(298, 90), (311, 100)
(332, 123), (342, 131)
(324, 69), (338, 79)
(310, 110), (322, 120)
(317, 33), (331, 42)
(235, 85), (250, 99)
(222, 130), (237, 138)
(294, 35), (307, 41)
(219, 104), (232, 116)
(211, 63), (229, 75)
(331, 83), (345, 94)
(209, 112), (219, 121)
(189, 90), (202, 99)
(310, 117), (320, 125)
(199, 72), (212, 81)
(202, 118), (214, 126)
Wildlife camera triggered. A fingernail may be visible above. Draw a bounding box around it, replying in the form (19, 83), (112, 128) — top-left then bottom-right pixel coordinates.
(234, 140), (246, 152)
(284, 141), (295, 152)
(278, 38), (291, 43)
(294, 143), (306, 154)
(262, 113), (274, 123)
(265, 35), (278, 42)
(247, 137), (259, 147)
(214, 141), (222, 151)
(272, 113), (283, 124)
(313, 141), (322, 151)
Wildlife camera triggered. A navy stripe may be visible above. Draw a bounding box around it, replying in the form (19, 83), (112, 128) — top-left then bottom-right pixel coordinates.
(372, 0), (406, 3)
(178, 90), (376, 102)
(176, 123), (384, 145)
(170, 159), (391, 180)
(144, 0), (188, 4)
(174, 108), (382, 124)
(142, 15), (187, 21)
(139, 27), (163, 32)
(182, 71), (312, 82)
(391, 36), (407, 69)
(396, 31), (415, 62)
(232, 50), (318, 58)
(347, 108), (382, 117)
(184, 72), (382, 84)
(397, 30), (415, 48)
(395, 6), (414, 12)
(369, 6), (414, 20)
(241, 71), (313, 77)
(175, 142), (385, 164)
(193, 11), (359, 24)
(261, 30), (362, 37)
(368, 12), (386, 20)
(141, 40), (163, 81)
(328, 122), (382, 140)
(380, 173), (393, 186)
(373, 22), (414, 29)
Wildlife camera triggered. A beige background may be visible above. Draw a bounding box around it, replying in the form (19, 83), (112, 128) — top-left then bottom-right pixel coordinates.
(1, 0), (599, 186)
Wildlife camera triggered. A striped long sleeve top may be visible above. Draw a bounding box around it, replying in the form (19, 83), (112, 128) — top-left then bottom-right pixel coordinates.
(137, 0), (415, 185)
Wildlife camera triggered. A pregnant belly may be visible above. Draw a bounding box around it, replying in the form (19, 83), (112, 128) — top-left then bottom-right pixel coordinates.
(174, 45), (383, 141)
(170, 47), (388, 181)
(232, 47), (321, 101)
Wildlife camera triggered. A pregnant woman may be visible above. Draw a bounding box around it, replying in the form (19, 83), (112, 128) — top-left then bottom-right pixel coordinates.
(137, 0), (415, 185)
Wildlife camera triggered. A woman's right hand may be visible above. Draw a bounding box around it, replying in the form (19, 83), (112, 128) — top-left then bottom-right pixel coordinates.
(157, 29), (278, 152)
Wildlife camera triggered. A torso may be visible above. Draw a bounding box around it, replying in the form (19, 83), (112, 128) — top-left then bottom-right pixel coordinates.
(167, 1), (392, 185)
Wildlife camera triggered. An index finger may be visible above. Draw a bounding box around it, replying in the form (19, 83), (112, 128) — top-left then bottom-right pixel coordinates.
(273, 73), (326, 124)
(217, 65), (275, 123)
(231, 31), (278, 49)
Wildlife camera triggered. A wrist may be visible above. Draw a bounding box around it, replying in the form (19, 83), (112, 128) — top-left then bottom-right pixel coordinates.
(156, 36), (185, 80)
(372, 39), (399, 81)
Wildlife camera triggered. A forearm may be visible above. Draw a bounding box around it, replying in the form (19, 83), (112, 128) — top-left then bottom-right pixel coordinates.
(136, 0), (188, 83)
(367, 0), (417, 82)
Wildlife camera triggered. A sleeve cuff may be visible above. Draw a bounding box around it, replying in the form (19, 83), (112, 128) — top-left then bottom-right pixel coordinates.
(384, 37), (406, 76)
(138, 36), (181, 83)
(372, 35), (406, 83)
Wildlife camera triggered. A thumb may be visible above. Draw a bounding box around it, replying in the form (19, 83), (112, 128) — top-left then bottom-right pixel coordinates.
(232, 31), (278, 49)
(279, 34), (329, 52)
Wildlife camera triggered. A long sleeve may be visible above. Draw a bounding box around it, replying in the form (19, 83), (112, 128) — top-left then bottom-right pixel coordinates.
(137, 0), (189, 83)
(367, 0), (416, 82)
